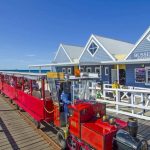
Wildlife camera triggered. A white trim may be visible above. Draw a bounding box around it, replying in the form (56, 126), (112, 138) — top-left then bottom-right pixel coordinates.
(95, 66), (101, 75)
(86, 67), (92, 73)
(92, 35), (116, 61)
(87, 39), (99, 57)
(67, 67), (72, 74)
(145, 67), (150, 85)
(125, 27), (150, 60)
(61, 44), (73, 62)
(53, 44), (61, 61)
(147, 34), (150, 41)
(28, 62), (79, 68)
(53, 44), (72, 63)
(79, 34), (116, 62)
(105, 67), (109, 75)
(79, 35), (94, 60)
(80, 67), (84, 72)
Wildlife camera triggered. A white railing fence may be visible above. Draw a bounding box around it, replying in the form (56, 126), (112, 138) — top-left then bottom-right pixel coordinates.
(97, 84), (150, 120)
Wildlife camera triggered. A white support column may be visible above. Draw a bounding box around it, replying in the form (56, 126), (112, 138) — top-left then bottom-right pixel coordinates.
(117, 64), (119, 83)
(116, 89), (120, 113)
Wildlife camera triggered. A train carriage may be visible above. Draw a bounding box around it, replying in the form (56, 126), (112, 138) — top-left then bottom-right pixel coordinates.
(0, 71), (148, 150)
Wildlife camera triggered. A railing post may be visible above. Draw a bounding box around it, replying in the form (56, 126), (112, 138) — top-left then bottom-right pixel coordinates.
(116, 89), (120, 113)
(103, 84), (106, 98)
(131, 93), (134, 114)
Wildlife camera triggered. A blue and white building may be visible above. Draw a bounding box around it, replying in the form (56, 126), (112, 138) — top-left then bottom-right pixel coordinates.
(124, 26), (150, 87)
(53, 43), (84, 74)
(29, 26), (150, 87)
(79, 34), (133, 84)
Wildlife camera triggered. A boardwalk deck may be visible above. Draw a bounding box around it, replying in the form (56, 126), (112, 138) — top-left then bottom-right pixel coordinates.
(0, 95), (150, 149)
(0, 97), (54, 150)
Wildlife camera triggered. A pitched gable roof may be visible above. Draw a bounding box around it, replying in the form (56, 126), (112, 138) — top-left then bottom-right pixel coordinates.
(94, 35), (134, 60)
(61, 44), (84, 62)
(125, 26), (150, 60)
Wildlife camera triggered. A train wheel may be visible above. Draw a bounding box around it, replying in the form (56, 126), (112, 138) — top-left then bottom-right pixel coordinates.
(57, 130), (66, 150)
(34, 120), (41, 129)
(67, 136), (77, 150)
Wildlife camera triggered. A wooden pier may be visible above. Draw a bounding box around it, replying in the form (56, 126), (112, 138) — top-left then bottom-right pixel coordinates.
(0, 95), (150, 149)
(0, 96), (57, 150)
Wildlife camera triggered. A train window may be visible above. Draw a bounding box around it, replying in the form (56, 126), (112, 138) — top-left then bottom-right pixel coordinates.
(81, 109), (87, 115)
(68, 108), (74, 117)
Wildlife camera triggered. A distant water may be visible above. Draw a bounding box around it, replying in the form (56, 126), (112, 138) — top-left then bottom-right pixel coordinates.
(0, 69), (50, 73)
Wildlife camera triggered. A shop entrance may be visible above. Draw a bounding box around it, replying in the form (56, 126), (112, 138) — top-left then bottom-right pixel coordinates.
(111, 65), (126, 85)
(119, 69), (126, 85)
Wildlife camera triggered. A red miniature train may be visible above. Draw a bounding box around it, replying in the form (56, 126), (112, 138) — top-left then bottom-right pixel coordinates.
(0, 71), (148, 150)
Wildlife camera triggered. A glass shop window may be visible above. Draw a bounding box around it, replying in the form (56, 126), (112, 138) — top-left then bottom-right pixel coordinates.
(95, 67), (101, 74)
(67, 68), (72, 74)
(105, 67), (109, 75)
(80, 67), (84, 72)
(86, 67), (92, 73)
(145, 67), (150, 84)
(62, 68), (66, 73)
(135, 68), (145, 83)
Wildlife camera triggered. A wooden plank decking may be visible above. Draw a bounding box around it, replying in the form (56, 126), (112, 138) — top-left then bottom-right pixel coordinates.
(0, 95), (150, 149)
(0, 97), (54, 150)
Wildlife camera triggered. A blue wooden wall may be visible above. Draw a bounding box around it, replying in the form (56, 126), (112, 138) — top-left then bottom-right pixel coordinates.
(56, 65), (112, 83)
(80, 38), (114, 63)
(126, 64), (150, 87)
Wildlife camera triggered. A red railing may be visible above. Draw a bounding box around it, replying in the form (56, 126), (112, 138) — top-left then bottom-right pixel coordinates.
(3, 83), (16, 99)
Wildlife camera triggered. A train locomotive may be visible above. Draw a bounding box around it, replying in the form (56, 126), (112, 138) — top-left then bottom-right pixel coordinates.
(0, 71), (148, 150)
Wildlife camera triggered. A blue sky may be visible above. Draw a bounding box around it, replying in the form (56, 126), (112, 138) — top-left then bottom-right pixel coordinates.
(0, 0), (150, 69)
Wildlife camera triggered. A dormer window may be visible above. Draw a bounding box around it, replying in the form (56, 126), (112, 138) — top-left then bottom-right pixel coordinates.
(147, 34), (150, 41)
(88, 42), (98, 56)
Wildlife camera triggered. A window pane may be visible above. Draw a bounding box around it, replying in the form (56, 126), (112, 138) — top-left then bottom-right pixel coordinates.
(135, 68), (145, 83)
(88, 42), (98, 55)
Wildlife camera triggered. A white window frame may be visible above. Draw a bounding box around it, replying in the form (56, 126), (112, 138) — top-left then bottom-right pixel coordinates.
(86, 67), (92, 73)
(134, 68), (145, 83)
(145, 67), (150, 85)
(146, 34), (150, 41)
(87, 40), (99, 57)
(105, 67), (109, 75)
(62, 68), (66, 73)
(95, 66), (101, 75)
(67, 68), (72, 74)
(80, 67), (84, 72)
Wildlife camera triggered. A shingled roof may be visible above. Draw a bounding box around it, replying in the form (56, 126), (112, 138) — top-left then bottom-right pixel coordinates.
(93, 35), (134, 60)
(61, 44), (84, 62)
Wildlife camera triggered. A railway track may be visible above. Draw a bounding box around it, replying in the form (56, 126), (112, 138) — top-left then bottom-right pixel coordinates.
(0, 95), (61, 150)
